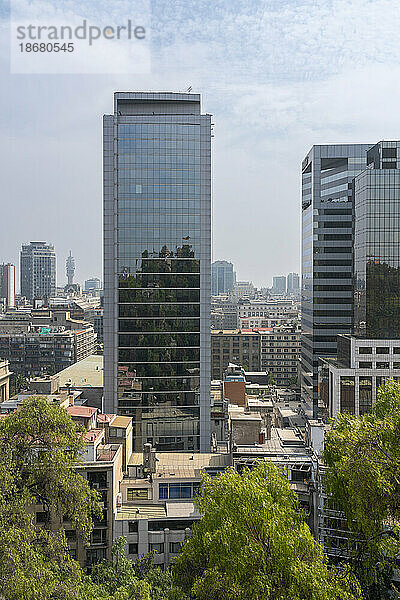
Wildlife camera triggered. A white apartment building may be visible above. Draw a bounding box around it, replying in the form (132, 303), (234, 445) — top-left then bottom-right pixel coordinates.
(260, 327), (301, 386)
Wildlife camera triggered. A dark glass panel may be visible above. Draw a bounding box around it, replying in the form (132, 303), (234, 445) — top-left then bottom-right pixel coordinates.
(118, 333), (200, 347)
(119, 289), (200, 303)
(119, 303), (200, 317)
(118, 318), (200, 333)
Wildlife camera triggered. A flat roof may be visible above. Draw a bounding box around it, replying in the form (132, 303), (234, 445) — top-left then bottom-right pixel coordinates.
(58, 355), (103, 388)
(68, 405), (97, 418)
(115, 505), (167, 521)
(128, 452), (230, 478)
(84, 428), (104, 443)
(97, 413), (116, 424)
(111, 415), (132, 428)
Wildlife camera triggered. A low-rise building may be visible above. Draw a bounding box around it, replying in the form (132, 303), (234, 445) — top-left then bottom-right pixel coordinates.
(0, 326), (97, 377)
(318, 334), (400, 419)
(259, 326), (301, 386)
(115, 446), (230, 568)
(0, 360), (11, 403)
(211, 329), (261, 380)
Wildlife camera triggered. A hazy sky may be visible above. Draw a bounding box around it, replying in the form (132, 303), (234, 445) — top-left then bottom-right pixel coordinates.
(2, 0), (400, 289)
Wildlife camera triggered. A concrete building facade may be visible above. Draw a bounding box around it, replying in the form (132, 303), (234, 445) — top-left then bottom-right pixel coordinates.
(20, 242), (56, 302)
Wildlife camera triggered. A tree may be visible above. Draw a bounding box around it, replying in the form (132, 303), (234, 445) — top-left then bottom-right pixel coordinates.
(0, 396), (102, 599)
(267, 372), (276, 386)
(323, 379), (400, 596)
(89, 537), (189, 600)
(172, 462), (361, 600)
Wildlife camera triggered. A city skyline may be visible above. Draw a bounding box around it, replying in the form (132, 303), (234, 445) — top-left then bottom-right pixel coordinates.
(3, 1), (400, 286)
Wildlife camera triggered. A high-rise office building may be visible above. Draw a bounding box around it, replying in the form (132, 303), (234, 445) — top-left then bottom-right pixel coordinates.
(287, 272), (300, 295)
(300, 144), (372, 416)
(66, 251), (75, 285)
(20, 242), (56, 302)
(354, 141), (400, 339)
(211, 260), (236, 295)
(85, 278), (101, 291)
(272, 276), (286, 295)
(319, 141), (400, 418)
(103, 92), (211, 452)
(0, 264), (15, 308)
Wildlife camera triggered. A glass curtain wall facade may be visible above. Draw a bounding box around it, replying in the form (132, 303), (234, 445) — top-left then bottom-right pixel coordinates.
(300, 144), (371, 416)
(354, 141), (400, 338)
(103, 92), (211, 452)
(211, 260), (235, 295)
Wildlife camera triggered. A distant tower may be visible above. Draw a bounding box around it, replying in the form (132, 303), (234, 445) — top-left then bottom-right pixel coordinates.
(66, 251), (75, 285)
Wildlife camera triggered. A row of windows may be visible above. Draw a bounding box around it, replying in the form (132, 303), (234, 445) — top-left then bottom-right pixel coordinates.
(359, 346), (400, 354)
(119, 318), (200, 333)
(159, 482), (200, 500)
(119, 304), (200, 318)
(119, 333), (200, 348)
(118, 274), (200, 289)
(119, 348), (200, 362)
(119, 289), (200, 303)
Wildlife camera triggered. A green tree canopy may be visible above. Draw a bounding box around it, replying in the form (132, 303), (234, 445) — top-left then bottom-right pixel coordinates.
(0, 396), (102, 599)
(172, 462), (361, 600)
(323, 379), (400, 593)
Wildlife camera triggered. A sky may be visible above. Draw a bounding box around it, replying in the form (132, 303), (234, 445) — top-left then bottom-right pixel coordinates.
(1, 0), (400, 289)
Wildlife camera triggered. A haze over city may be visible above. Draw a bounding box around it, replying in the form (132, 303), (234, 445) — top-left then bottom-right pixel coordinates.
(2, 0), (400, 287)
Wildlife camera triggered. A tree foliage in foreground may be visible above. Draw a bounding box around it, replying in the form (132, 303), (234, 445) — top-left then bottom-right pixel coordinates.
(324, 379), (400, 595)
(0, 397), (101, 599)
(172, 462), (361, 600)
(0, 397), (186, 600)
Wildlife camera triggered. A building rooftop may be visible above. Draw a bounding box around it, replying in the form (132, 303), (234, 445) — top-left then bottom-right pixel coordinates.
(67, 405), (97, 418)
(116, 505), (167, 521)
(97, 444), (120, 462)
(129, 452), (230, 478)
(83, 428), (104, 444)
(111, 415), (132, 429)
(97, 413), (116, 424)
(58, 355), (103, 388)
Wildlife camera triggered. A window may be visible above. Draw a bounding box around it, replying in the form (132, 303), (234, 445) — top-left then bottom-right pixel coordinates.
(359, 362), (372, 368)
(382, 147), (396, 158)
(149, 543), (164, 554)
(148, 520), (195, 531)
(128, 543), (138, 555)
(86, 548), (107, 566)
(91, 529), (107, 545)
(340, 376), (355, 414)
(394, 363), (400, 369)
(128, 521), (138, 533)
(109, 427), (125, 437)
(358, 347), (372, 354)
(376, 347), (389, 354)
(36, 511), (48, 524)
(394, 348), (400, 354)
(169, 541), (182, 553)
(359, 377), (372, 416)
(65, 529), (76, 541)
(127, 488), (149, 501)
(159, 482), (200, 500)
(87, 472), (108, 489)
(377, 362), (389, 369)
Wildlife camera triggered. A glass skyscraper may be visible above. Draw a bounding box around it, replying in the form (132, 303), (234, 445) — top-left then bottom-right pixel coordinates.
(103, 92), (211, 452)
(354, 141), (400, 338)
(211, 260), (236, 295)
(300, 144), (372, 416)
